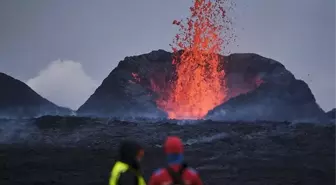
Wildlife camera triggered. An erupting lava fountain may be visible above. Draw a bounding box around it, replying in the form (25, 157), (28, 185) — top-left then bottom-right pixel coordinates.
(156, 0), (234, 119)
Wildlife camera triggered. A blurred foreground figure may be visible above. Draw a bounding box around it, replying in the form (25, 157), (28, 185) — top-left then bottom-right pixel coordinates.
(109, 140), (146, 185)
(149, 136), (203, 185)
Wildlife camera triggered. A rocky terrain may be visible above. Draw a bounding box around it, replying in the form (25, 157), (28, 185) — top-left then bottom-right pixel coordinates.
(0, 72), (72, 118)
(77, 50), (328, 122)
(0, 116), (335, 185)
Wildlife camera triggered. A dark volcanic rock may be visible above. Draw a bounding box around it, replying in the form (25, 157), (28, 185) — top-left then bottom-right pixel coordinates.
(78, 50), (326, 122)
(33, 115), (101, 131)
(326, 108), (335, 120)
(207, 53), (327, 122)
(0, 72), (72, 118)
(0, 117), (335, 185)
(206, 80), (327, 122)
(77, 50), (172, 118)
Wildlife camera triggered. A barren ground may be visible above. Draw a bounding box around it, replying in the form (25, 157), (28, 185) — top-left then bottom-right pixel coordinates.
(0, 118), (335, 185)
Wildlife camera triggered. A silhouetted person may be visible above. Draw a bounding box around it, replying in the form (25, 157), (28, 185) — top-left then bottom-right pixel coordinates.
(109, 140), (146, 185)
(148, 136), (203, 185)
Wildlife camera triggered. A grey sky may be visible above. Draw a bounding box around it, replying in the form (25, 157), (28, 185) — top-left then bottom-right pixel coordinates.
(0, 0), (335, 111)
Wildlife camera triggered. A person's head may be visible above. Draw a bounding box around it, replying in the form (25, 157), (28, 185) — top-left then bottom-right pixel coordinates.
(164, 136), (184, 164)
(118, 140), (144, 170)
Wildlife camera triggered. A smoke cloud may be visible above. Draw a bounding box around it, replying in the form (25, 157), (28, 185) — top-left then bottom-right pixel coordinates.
(26, 60), (98, 110)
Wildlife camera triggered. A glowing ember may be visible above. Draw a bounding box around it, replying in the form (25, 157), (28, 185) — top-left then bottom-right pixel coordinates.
(131, 72), (140, 83)
(156, 0), (233, 119)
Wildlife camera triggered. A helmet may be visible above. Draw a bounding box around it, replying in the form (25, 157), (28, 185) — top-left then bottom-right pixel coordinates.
(164, 136), (184, 154)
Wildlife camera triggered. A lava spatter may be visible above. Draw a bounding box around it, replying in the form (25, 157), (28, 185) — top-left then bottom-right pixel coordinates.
(156, 0), (234, 119)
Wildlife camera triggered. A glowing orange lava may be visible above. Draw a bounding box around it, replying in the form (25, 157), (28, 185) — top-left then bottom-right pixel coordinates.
(157, 0), (232, 119)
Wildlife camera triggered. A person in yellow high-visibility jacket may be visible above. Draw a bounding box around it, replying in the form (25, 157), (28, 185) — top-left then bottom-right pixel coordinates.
(109, 140), (146, 185)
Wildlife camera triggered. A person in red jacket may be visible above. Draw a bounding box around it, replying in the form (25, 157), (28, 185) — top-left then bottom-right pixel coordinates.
(148, 136), (203, 185)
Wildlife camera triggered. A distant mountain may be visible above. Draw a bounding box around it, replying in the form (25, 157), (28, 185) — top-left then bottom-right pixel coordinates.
(0, 72), (72, 118)
(326, 108), (335, 120)
(78, 50), (328, 122)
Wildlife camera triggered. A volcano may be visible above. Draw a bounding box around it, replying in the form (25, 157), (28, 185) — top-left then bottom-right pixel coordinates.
(77, 0), (326, 122)
(77, 50), (327, 122)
